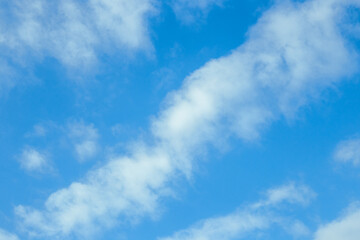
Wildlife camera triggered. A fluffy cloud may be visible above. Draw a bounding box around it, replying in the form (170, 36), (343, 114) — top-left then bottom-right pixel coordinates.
(16, 147), (173, 238)
(334, 138), (360, 166)
(171, 0), (226, 23)
(67, 121), (100, 162)
(314, 203), (360, 240)
(158, 183), (314, 240)
(15, 0), (360, 238)
(18, 147), (51, 173)
(0, 229), (18, 240)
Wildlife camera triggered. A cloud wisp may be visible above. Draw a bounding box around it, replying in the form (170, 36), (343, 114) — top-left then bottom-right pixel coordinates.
(158, 183), (314, 240)
(252, 182), (316, 208)
(334, 138), (360, 166)
(24, 120), (100, 162)
(67, 121), (100, 162)
(170, 0), (226, 24)
(17, 147), (51, 174)
(14, 0), (360, 238)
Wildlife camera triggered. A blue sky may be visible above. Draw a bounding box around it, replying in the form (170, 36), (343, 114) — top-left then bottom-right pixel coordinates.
(1, 0), (360, 239)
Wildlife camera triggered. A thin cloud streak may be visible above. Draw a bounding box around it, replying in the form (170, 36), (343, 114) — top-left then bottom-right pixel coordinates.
(334, 138), (360, 166)
(67, 121), (100, 162)
(158, 183), (314, 240)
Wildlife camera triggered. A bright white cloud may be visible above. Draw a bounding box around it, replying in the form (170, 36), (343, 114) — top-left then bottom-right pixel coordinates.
(0, 229), (18, 240)
(18, 147), (51, 173)
(15, 0), (360, 238)
(67, 121), (100, 162)
(171, 0), (225, 24)
(158, 183), (313, 240)
(314, 203), (360, 240)
(334, 138), (360, 166)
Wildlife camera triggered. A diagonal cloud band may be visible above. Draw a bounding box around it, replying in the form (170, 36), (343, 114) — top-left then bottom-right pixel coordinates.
(15, 0), (360, 238)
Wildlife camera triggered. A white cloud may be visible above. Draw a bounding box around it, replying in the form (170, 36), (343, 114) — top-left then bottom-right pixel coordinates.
(160, 211), (269, 240)
(171, 0), (225, 24)
(0, 0), (157, 83)
(16, 147), (173, 238)
(252, 182), (316, 208)
(314, 203), (360, 240)
(334, 138), (360, 166)
(23, 121), (99, 163)
(15, 0), (360, 238)
(18, 147), (51, 173)
(67, 121), (100, 162)
(158, 183), (313, 240)
(0, 229), (18, 240)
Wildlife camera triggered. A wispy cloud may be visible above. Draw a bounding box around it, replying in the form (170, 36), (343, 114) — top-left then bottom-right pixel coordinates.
(0, 228), (18, 240)
(25, 123), (48, 138)
(0, 0), (158, 94)
(314, 202), (360, 240)
(334, 138), (360, 166)
(171, 0), (226, 24)
(15, 0), (360, 238)
(67, 121), (100, 162)
(158, 183), (314, 240)
(22, 120), (100, 164)
(0, 0), (157, 66)
(17, 147), (51, 174)
(252, 182), (315, 208)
